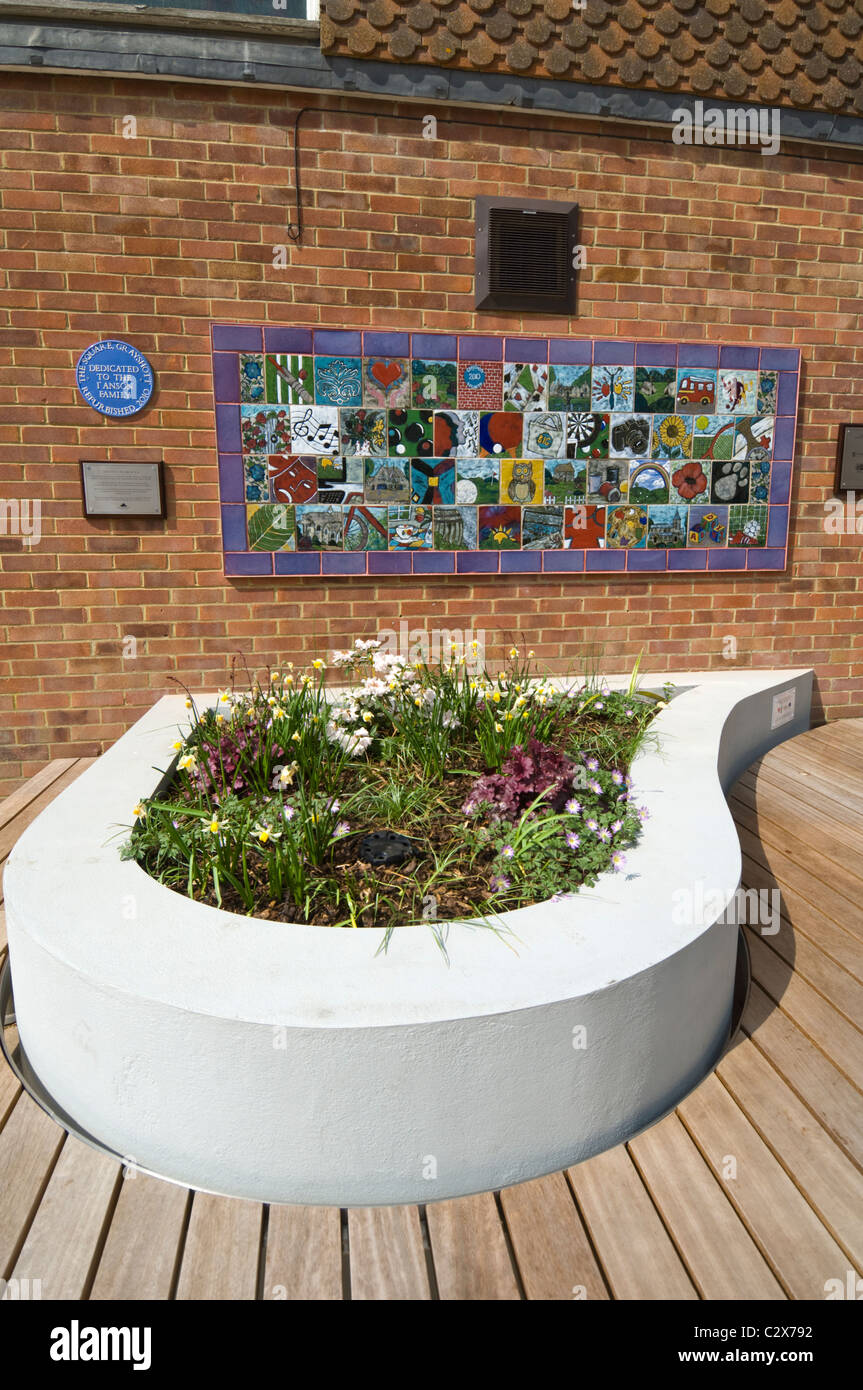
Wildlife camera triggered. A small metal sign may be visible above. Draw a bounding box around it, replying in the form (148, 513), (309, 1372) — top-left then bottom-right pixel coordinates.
(75, 340), (155, 417)
(771, 689), (796, 730)
(80, 461), (166, 518)
(835, 424), (863, 493)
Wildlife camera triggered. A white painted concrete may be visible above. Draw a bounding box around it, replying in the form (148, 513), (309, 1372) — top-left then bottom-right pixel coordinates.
(5, 669), (812, 1204)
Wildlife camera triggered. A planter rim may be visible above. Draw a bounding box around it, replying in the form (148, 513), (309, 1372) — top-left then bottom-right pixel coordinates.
(5, 668), (812, 1030)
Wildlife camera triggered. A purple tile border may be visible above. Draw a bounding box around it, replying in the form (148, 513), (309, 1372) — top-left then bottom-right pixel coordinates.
(368, 553), (412, 575)
(501, 551), (543, 572)
(212, 326), (800, 581)
(225, 553), (273, 576)
(314, 330), (362, 355)
(364, 331), (410, 357)
(212, 324), (262, 352)
(593, 340), (635, 366)
(458, 336), (503, 361)
(412, 333), (457, 359)
(719, 345), (759, 370)
(412, 552), (456, 573)
(275, 552), (321, 575)
(635, 343), (677, 367)
(213, 353), (239, 403)
(626, 550), (667, 571)
(218, 453), (244, 504)
(505, 339), (550, 361)
(548, 339), (592, 365)
(746, 548), (787, 570)
(264, 326), (314, 354)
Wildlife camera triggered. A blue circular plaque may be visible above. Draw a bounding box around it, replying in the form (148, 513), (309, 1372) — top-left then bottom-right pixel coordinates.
(463, 364), (486, 389)
(75, 340), (155, 417)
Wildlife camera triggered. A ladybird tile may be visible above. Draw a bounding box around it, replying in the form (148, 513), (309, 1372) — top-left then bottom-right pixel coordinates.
(717, 369), (759, 414)
(503, 362), (549, 411)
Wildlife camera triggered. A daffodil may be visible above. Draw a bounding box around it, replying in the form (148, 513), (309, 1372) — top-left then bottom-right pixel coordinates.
(132, 803), (146, 820)
(172, 739), (183, 751)
(256, 826), (271, 844)
(311, 659), (325, 671)
(208, 817), (220, 835)
(178, 754), (198, 772)
(291, 732), (301, 743)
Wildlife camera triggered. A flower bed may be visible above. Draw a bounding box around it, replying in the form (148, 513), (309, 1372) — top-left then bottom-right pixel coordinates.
(123, 645), (665, 945)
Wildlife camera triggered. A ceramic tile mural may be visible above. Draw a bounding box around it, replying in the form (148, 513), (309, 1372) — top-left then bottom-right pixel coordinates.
(213, 326), (800, 577)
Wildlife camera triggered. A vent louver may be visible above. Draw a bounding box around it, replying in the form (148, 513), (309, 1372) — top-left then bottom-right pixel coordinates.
(475, 196), (579, 315)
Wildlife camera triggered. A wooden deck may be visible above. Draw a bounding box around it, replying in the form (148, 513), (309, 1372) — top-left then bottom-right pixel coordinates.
(1, 727), (862, 1301)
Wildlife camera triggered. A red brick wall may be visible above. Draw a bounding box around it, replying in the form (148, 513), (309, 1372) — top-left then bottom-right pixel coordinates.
(1, 72), (861, 797)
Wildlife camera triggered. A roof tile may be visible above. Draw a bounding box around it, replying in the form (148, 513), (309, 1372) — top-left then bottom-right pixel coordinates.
(321, 0), (863, 114)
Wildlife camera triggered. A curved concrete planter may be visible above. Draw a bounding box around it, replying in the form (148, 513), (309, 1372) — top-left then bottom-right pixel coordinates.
(5, 669), (811, 1206)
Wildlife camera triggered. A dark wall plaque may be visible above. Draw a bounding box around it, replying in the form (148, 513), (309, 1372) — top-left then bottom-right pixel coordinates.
(80, 460), (166, 518)
(835, 425), (863, 494)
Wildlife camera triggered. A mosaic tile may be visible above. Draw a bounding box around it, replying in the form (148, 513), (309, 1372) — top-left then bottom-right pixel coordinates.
(239, 353), (265, 403)
(676, 368), (717, 414)
(717, 369), (759, 415)
(728, 504), (768, 547)
(629, 462), (670, 506)
(501, 458), (543, 506)
(365, 456), (411, 504)
(523, 412), (566, 457)
(564, 504), (606, 549)
(456, 457), (499, 505)
(317, 455), (364, 504)
(296, 503), (344, 551)
(241, 405), (291, 456)
(434, 505), (477, 551)
(503, 362), (549, 411)
(457, 361), (504, 410)
(605, 504), (648, 549)
(690, 414), (736, 462)
(387, 408), (434, 458)
(339, 407), (387, 456)
(288, 404), (340, 454)
(688, 505), (729, 547)
(343, 504), (389, 552)
(314, 357), (362, 407)
(243, 454), (268, 503)
(265, 353), (314, 405)
(609, 413), (653, 460)
(410, 457), (456, 505)
(388, 505), (434, 550)
(567, 412), (609, 460)
(591, 365), (634, 412)
(411, 359), (457, 408)
(478, 505), (521, 549)
(268, 454), (318, 506)
(670, 459), (711, 506)
(479, 410), (523, 457)
(544, 459), (583, 505)
(214, 328), (800, 577)
(363, 356), (410, 409)
(548, 363), (591, 411)
(521, 505), (565, 549)
(634, 366), (676, 414)
(650, 413), (693, 462)
(647, 504), (689, 550)
(434, 410), (479, 457)
(756, 372), (778, 415)
(585, 460), (628, 505)
(247, 503), (296, 552)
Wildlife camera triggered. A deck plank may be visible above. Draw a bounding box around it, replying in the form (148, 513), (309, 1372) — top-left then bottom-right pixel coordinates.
(736, 903), (863, 1030)
(730, 794), (863, 916)
(9, 1134), (121, 1299)
(628, 1111), (785, 1300)
(741, 851), (863, 982)
(0, 1094), (66, 1279)
(426, 1193), (520, 1300)
(174, 1192), (262, 1301)
(263, 1205), (343, 1301)
(500, 1172), (608, 1300)
(348, 1206), (431, 1301)
(745, 928), (863, 1090)
(568, 1145), (698, 1300)
(717, 1037), (863, 1270)
(741, 982), (863, 1167)
(735, 824), (863, 945)
(89, 1171), (189, 1301)
(0, 760), (79, 835)
(678, 1073), (854, 1299)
